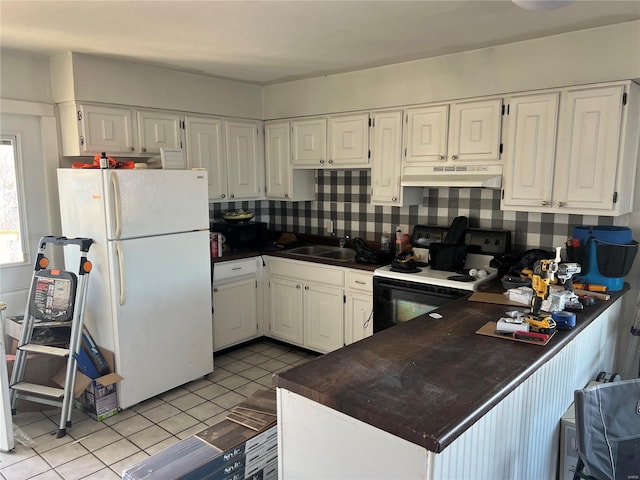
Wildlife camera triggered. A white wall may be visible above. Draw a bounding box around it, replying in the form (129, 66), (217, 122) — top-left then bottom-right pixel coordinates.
(0, 50), (53, 104)
(51, 52), (263, 119)
(263, 21), (640, 118)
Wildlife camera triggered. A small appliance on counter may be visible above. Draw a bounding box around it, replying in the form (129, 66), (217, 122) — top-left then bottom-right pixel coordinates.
(209, 221), (268, 252)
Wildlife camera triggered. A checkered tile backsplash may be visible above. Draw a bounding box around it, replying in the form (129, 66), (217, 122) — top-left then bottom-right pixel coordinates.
(210, 170), (630, 252)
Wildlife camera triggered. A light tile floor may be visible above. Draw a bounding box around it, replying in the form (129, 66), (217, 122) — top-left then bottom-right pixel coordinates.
(1, 339), (316, 480)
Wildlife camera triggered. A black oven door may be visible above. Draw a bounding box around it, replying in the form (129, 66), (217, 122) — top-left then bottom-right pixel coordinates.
(372, 277), (469, 333)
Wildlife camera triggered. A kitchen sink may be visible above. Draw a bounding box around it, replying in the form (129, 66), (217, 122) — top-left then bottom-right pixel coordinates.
(318, 249), (356, 261)
(287, 245), (334, 255)
(286, 245), (356, 262)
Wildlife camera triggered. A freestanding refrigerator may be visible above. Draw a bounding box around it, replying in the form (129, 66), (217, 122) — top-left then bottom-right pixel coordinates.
(57, 168), (213, 409)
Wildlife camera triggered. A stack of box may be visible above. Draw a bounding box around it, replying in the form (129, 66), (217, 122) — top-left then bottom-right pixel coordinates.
(52, 330), (123, 421)
(122, 388), (278, 480)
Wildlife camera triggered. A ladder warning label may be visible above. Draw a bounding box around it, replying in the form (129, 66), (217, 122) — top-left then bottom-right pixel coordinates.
(30, 271), (77, 321)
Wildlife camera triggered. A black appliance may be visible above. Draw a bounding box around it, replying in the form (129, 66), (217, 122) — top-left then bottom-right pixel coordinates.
(209, 221), (267, 251)
(372, 277), (469, 333)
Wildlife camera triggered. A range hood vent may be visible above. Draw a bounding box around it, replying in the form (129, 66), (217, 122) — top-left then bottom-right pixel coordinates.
(401, 165), (502, 189)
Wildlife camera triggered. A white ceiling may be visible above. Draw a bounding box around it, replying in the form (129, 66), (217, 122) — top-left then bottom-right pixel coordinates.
(1, 1), (639, 85)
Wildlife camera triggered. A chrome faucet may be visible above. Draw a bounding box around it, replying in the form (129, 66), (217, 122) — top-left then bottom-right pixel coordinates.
(339, 234), (350, 248)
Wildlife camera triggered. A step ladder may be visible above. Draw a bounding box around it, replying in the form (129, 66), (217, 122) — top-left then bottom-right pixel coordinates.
(10, 236), (93, 438)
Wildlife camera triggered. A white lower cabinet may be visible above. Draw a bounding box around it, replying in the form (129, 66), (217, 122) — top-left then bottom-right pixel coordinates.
(345, 271), (373, 345)
(269, 276), (305, 345)
(303, 283), (345, 353)
(267, 257), (346, 354)
(212, 258), (260, 351)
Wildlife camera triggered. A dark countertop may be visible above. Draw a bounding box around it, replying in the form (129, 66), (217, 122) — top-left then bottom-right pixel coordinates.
(211, 248), (381, 272)
(274, 286), (628, 453)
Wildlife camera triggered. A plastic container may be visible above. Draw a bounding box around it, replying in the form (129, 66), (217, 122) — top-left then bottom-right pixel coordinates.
(571, 226), (638, 291)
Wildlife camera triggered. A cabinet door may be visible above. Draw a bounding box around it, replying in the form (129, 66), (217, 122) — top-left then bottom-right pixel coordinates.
(213, 277), (258, 351)
(292, 117), (327, 167)
(225, 121), (262, 200)
(137, 110), (182, 155)
(303, 283), (344, 354)
(448, 98), (502, 162)
(265, 121), (292, 199)
(555, 85), (624, 211)
(269, 276), (304, 346)
(501, 93), (559, 209)
(403, 105), (448, 164)
(185, 116), (227, 200)
(345, 293), (373, 345)
(80, 104), (136, 154)
(328, 113), (370, 167)
(371, 110), (402, 204)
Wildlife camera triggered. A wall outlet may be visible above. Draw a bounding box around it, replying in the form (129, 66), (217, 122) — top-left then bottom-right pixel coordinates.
(325, 220), (334, 234)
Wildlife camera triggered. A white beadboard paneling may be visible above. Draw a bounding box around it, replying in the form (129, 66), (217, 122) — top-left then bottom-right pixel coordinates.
(431, 299), (620, 479)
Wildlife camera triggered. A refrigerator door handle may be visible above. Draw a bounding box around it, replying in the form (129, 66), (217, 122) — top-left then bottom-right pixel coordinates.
(115, 241), (126, 305)
(110, 172), (122, 239)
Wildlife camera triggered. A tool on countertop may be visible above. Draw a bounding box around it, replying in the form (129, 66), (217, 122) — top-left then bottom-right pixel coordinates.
(523, 247), (581, 334)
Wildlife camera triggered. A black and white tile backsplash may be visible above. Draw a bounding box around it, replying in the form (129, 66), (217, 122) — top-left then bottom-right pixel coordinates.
(210, 170), (629, 252)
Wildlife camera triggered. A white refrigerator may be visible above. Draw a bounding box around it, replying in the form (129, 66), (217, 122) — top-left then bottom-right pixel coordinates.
(57, 168), (213, 409)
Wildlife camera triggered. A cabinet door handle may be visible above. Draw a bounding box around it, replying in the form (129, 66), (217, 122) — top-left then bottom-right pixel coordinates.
(320, 160), (325, 164)
(129, 146), (134, 151)
(141, 147), (147, 153)
(232, 267), (242, 271)
(355, 280), (366, 284)
(391, 197), (397, 202)
(328, 159), (334, 164)
(296, 284), (301, 289)
(437, 155), (445, 161)
(230, 194), (235, 199)
(541, 200), (550, 206)
(221, 193), (226, 198)
(451, 155), (458, 161)
(557, 201), (566, 207)
(284, 193), (289, 198)
(213, 287), (218, 292)
(304, 285), (309, 290)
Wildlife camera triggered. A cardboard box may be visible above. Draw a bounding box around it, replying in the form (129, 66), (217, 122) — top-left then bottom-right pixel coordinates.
(53, 345), (123, 422)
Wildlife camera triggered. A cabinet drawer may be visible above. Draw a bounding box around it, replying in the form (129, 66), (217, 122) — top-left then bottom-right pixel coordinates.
(268, 258), (344, 287)
(347, 271), (373, 292)
(213, 258), (258, 283)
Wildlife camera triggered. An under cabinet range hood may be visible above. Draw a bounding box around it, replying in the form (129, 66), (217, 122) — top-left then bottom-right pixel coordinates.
(401, 165), (503, 189)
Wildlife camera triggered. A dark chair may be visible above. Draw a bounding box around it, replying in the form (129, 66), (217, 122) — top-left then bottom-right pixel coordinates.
(572, 378), (640, 480)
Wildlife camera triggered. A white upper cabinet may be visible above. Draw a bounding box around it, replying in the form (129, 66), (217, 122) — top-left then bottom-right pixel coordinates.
(292, 113), (370, 169)
(403, 105), (449, 165)
(403, 98), (502, 169)
(555, 85), (624, 212)
(225, 120), (264, 201)
(502, 81), (639, 215)
(448, 98), (503, 163)
(184, 115), (226, 199)
(292, 117), (327, 167)
(327, 113), (370, 167)
(58, 102), (183, 157)
(58, 102), (138, 155)
(265, 121), (314, 201)
(370, 110), (421, 206)
(501, 92), (559, 208)
(137, 110), (182, 155)
(185, 116), (264, 202)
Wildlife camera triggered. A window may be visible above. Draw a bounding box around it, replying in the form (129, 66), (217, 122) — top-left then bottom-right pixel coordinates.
(0, 136), (27, 265)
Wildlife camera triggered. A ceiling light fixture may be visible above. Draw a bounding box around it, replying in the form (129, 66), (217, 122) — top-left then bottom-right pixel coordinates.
(512, 0), (575, 10)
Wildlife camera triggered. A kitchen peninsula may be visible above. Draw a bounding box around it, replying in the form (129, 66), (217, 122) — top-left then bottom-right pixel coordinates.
(274, 288), (626, 479)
